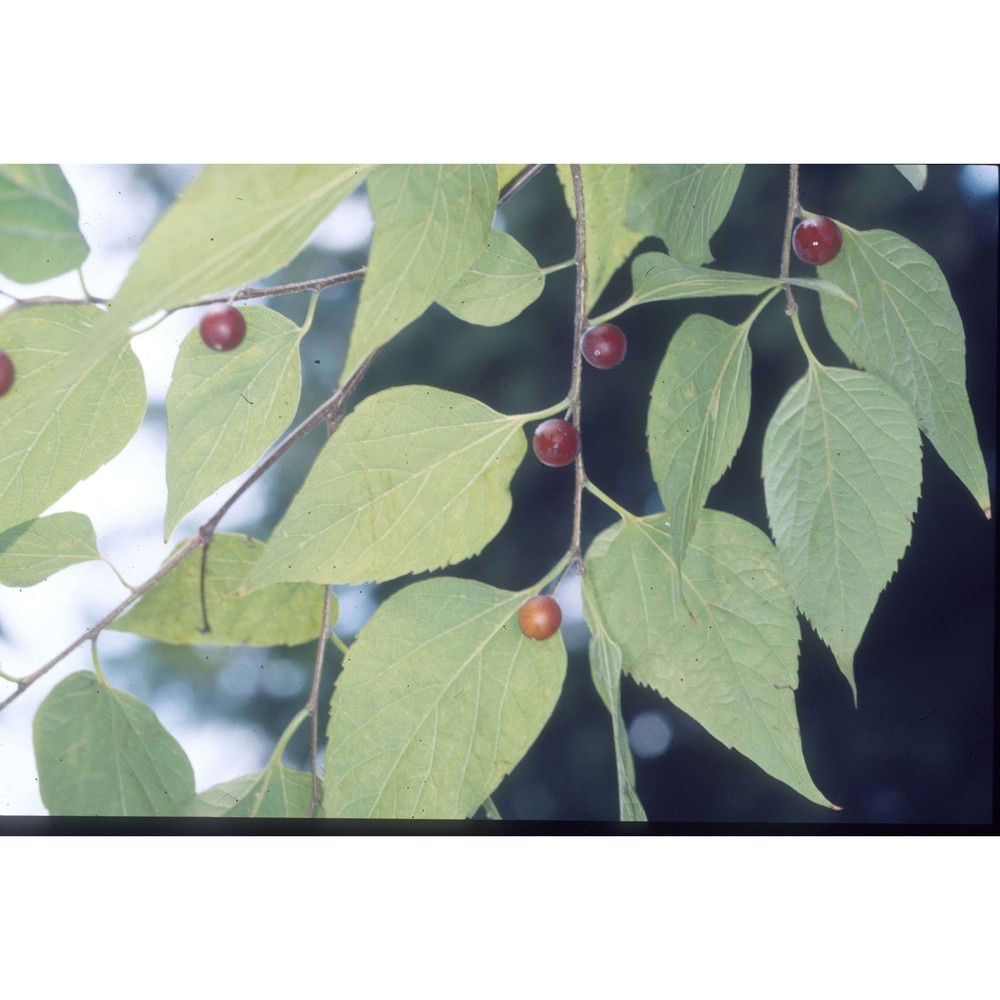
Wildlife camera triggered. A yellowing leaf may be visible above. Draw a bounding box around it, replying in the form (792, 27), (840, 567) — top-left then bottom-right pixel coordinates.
(438, 229), (543, 326)
(763, 363), (923, 697)
(97, 164), (371, 330)
(820, 226), (989, 515)
(341, 165), (498, 378)
(248, 386), (528, 589)
(626, 165), (744, 265)
(164, 305), (304, 538)
(34, 671), (195, 816)
(0, 164), (89, 282)
(0, 305), (145, 535)
(112, 533), (330, 646)
(585, 511), (832, 807)
(323, 577), (567, 819)
(0, 512), (102, 587)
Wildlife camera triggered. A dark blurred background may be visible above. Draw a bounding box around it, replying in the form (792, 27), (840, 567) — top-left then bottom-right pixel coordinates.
(111, 164), (996, 825)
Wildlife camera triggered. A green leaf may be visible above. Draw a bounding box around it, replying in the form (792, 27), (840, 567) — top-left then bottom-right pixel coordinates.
(497, 164), (529, 190)
(0, 305), (145, 535)
(437, 229), (544, 326)
(248, 386), (528, 589)
(0, 512), (102, 587)
(617, 251), (859, 313)
(630, 251), (779, 304)
(626, 165), (744, 265)
(585, 511), (832, 807)
(111, 533), (330, 646)
(894, 165), (927, 191)
(819, 226), (989, 516)
(96, 165), (370, 330)
(763, 363), (923, 697)
(341, 165), (498, 378)
(556, 164), (643, 310)
(647, 313), (752, 581)
(322, 577), (567, 818)
(34, 670), (195, 815)
(173, 767), (315, 818)
(582, 583), (646, 821)
(164, 305), (304, 538)
(0, 164), (89, 283)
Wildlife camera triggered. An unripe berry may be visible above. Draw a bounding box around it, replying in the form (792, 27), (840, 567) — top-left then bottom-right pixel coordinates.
(581, 323), (627, 369)
(199, 306), (246, 351)
(518, 594), (562, 640)
(792, 216), (843, 266)
(532, 418), (580, 468)
(0, 351), (14, 397)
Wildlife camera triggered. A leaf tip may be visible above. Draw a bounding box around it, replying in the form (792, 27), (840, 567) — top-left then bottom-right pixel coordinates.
(831, 803), (844, 812)
(984, 507), (992, 521)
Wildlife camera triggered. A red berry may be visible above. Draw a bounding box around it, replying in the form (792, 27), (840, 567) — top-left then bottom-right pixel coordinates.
(792, 216), (843, 266)
(518, 594), (562, 640)
(532, 418), (580, 467)
(199, 306), (246, 351)
(581, 323), (627, 369)
(0, 351), (14, 396)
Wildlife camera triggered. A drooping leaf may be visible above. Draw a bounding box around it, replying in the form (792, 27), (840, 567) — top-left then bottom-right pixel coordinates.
(437, 229), (544, 326)
(96, 165), (371, 331)
(582, 583), (646, 821)
(34, 671), (195, 816)
(614, 251), (858, 314)
(763, 363), (923, 697)
(819, 226), (989, 516)
(626, 165), (744, 265)
(173, 767), (315, 818)
(248, 386), (528, 590)
(322, 577), (567, 819)
(341, 164), (498, 379)
(0, 164), (89, 282)
(0, 512), (102, 587)
(556, 164), (643, 310)
(894, 165), (927, 191)
(164, 305), (304, 538)
(647, 313), (753, 581)
(112, 533), (330, 646)
(0, 305), (145, 535)
(585, 511), (831, 807)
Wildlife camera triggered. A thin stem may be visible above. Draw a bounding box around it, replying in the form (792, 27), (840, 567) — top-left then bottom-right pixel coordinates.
(76, 267), (97, 303)
(790, 309), (819, 367)
(568, 165), (589, 564)
(781, 164), (801, 315)
(742, 286), (783, 332)
(197, 531), (212, 634)
(90, 640), (109, 685)
(308, 585), (334, 818)
(100, 557), (136, 592)
(584, 480), (639, 522)
(299, 290), (321, 335)
(540, 257), (576, 276)
(498, 164), (547, 207)
(527, 550), (575, 597)
(267, 707), (311, 770)
(517, 396), (572, 424)
(329, 630), (351, 658)
(482, 796), (502, 820)
(129, 313), (170, 337)
(178, 268), (367, 314)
